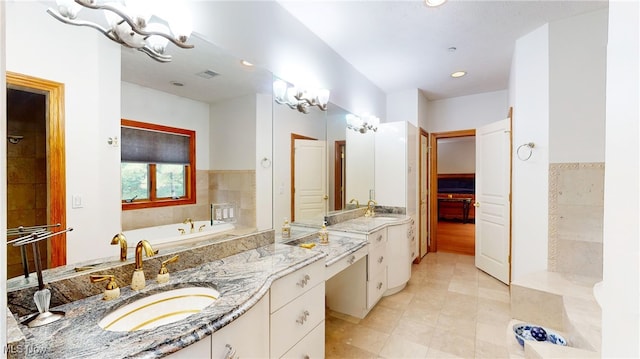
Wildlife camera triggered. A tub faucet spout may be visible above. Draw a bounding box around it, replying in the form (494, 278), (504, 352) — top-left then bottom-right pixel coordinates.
(110, 233), (127, 261)
(183, 218), (195, 233)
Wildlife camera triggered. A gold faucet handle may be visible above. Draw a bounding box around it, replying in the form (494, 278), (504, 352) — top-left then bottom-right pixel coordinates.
(159, 255), (179, 275)
(90, 274), (118, 290)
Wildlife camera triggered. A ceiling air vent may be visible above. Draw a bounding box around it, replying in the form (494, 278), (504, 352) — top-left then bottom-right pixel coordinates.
(196, 70), (220, 79)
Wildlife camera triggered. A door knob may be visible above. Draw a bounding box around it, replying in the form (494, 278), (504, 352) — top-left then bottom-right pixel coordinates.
(473, 202), (480, 207)
(323, 195), (328, 200)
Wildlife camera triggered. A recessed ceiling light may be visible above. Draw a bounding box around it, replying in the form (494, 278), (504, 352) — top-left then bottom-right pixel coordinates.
(451, 71), (467, 78)
(425, 0), (447, 7)
(240, 60), (254, 67)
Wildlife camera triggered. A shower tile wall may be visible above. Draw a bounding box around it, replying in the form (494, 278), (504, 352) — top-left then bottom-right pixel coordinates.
(6, 89), (48, 278)
(548, 162), (604, 279)
(209, 170), (256, 229)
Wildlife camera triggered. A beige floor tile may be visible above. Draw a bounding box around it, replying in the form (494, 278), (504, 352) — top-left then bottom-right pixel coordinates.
(476, 297), (511, 326)
(478, 286), (510, 303)
(359, 305), (403, 334)
(401, 303), (441, 327)
(377, 289), (415, 311)
(475, 321), (508, 346)
(448, 278), (479, 296)
(428, 327), (476, 358)
(425, 347), (465, 358)
(436, 312), (477, 338)
(475, 339), (510, 359)
(392, 316), (436, 347)
(325, 341), (379, 359)
(347, 325), (390, 354)
(379, 334), (429, 359)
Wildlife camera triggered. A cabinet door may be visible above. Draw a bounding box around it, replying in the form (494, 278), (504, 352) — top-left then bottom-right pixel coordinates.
(386, 223), (411, 293)
(166, 335), (212, 358)
(211, 295), (269, 358)
(280, 321), (325, 359)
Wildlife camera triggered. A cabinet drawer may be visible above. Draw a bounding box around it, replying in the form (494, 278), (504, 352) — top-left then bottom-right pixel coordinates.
(367, 267), (387, 310)
(270, 283), (325, 358)
(367, 242), (386, 276)
(326, 245), (367, 280)
(279, 320), (325, 359)
(271, 259), (324, 313)
(368, 228), (387, 249)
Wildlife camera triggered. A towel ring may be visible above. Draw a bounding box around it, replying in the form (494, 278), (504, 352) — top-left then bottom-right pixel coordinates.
(516, 142), (535, 161)
(261, 157), (272, 168)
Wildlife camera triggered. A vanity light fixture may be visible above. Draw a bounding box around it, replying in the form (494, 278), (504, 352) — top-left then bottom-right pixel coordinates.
(46, 0), (194, 63)
(273, 79), (330, 114)
(346, 113), (380, 134)
(240, 60), (254, 67)
(451, 71), (467, 78)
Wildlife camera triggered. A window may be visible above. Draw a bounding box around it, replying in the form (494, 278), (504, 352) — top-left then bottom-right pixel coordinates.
(121, 119), (196, 210)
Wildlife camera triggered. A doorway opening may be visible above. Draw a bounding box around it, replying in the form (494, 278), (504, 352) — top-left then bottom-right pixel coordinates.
(429, 129), (476, 256)
(6, 72), (67, 279)
(333, 140), (346, 211)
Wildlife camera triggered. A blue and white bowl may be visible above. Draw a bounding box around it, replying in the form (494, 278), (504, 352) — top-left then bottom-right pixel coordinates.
(513, 323), (568, 347)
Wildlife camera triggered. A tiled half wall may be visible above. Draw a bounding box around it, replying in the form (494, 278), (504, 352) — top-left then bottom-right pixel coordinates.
(548, 162), (604, 279)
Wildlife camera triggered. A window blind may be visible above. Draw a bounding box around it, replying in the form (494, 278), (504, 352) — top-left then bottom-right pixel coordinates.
(121, 126), (190, 164)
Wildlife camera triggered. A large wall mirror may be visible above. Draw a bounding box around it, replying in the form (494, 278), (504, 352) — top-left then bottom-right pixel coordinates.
(272, 88), (375, 227)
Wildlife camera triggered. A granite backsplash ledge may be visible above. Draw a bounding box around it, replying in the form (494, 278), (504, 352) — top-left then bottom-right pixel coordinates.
(7, 229), (274, 317)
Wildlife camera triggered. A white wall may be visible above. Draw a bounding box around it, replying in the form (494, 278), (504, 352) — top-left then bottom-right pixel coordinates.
(209, 94), (256, 170)
(121, 82), (211, 170)
(426, 90), (509, 133)
(437, 137), (476, 174)
(188, 1), (386, 119)
(549, 9), (608, 163)
(256, 93), (273, 230)
(601, 1), (639, 356)
(418, 91), (429, 131)
(387, 89), (420, 126)
(509, 24), (550, 280)
(6, 2), (122, 265)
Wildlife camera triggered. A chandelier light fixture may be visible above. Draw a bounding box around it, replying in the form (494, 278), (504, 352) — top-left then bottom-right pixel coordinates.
(273, 79), (330, 114)
(346, 113), (380, 134)
(47, 0), (194, 63)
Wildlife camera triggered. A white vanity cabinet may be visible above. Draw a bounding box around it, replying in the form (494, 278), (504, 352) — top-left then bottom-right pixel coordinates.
(270, 259), (325, 358)
(385, 222), (412, 296)
(367, 228), (388, 310)
(167, 294), (269, 359)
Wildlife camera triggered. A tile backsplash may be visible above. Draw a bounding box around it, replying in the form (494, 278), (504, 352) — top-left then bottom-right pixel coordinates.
(548, 162), (604, 279)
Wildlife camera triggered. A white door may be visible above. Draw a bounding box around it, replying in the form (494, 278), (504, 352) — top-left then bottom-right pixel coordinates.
(475, 118), (511, 284)
(294, 139), (327, 223)
(420, 132), (429, 258)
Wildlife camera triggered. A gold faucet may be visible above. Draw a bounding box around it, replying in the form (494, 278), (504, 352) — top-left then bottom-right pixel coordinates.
(110, 233), (127, 261)
(349, 198), (360, 208)
(183, 218), (195, 233)
(130, 240), (156, 291)
(365, 200), (377, 217)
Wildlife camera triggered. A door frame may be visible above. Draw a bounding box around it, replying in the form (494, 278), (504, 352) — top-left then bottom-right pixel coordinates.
(290, 133), (316, 222)
(333, 140), (346, 211)
(429, 128), (475, 253)
(7, 72), (67, 267)
(416, 128), (429, 262)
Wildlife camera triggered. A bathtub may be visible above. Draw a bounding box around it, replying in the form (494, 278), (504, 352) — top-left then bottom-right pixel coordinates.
(123, 220), (235, 248)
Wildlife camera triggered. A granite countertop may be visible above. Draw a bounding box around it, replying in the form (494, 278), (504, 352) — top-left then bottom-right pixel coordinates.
(14, 243), (326, 359)
(282, 233), (368, 267)
(326, 214), (412, 234)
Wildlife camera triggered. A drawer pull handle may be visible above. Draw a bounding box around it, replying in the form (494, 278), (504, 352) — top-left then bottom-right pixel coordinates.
(377, 282), (383, 290)
(378, 256), (384, 263)
(296, 310), (310, 324)
(224, 344), (236, 359)
(297, 274), (311, 287)
(347, 255), (356, 264)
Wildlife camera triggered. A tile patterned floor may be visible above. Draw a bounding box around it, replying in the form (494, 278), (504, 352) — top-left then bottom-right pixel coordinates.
(325, 252), (512, 358)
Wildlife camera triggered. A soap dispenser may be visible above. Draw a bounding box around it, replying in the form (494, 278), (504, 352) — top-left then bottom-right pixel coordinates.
(282, 217), (291, 239)
(318, 221), (329, 245)
(157, 255), (179, 284)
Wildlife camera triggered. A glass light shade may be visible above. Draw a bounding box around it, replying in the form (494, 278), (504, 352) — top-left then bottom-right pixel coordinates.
(425, 0), (447, 7)
(56, 0), (82, 19)
(124, 0), (152, 28)
(114, 21), (146, 48)
(273, 80), (288, 100)
(316, 89), (330, 105)
(146, 23), (170, 53)
(286, 87), (298, 104)
(369, 116), (380, 129)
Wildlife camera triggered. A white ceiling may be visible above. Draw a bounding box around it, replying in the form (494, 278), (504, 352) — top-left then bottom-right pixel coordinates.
(119, 0), (608, 105)
(278, 0), (608, 100)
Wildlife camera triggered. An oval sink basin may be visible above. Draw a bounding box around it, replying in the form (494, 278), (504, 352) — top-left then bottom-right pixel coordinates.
(98, 286), (219, 332)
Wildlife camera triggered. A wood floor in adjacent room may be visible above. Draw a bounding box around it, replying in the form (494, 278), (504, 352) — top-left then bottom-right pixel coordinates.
(325, 252), (511, 358)
(436, 220), (475, 256)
